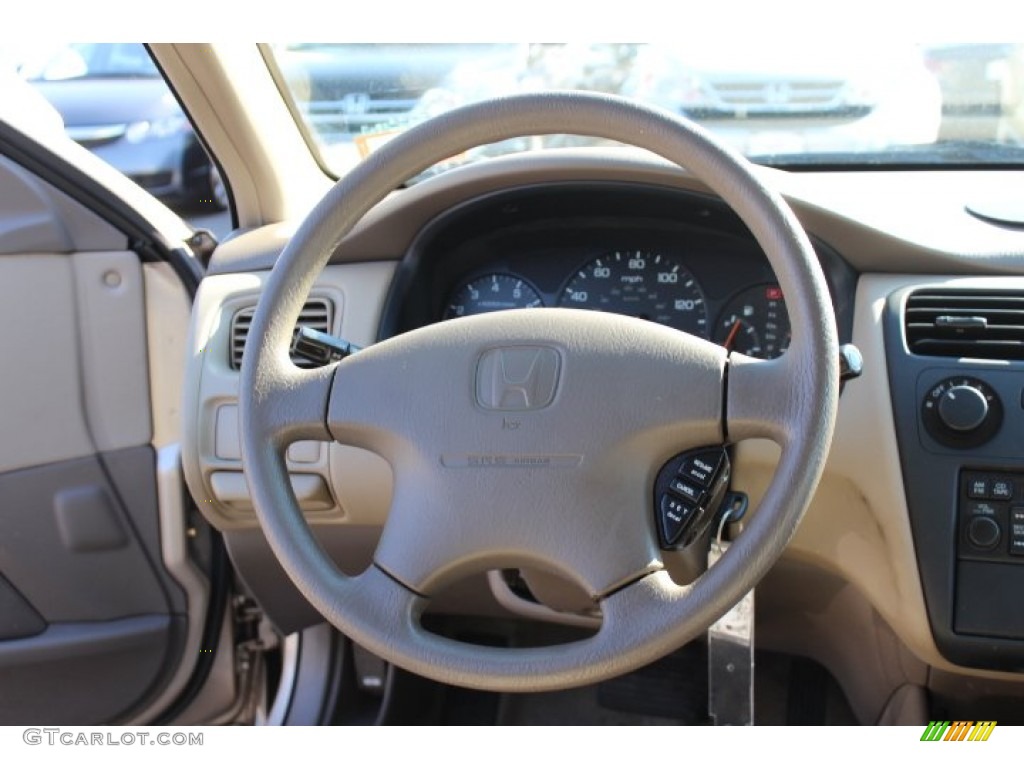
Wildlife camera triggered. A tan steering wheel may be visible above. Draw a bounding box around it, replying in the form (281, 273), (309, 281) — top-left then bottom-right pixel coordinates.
(239, 91), (838, 691)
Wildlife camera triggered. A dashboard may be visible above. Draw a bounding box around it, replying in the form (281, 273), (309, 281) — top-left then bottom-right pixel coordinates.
(378, 183), (855, 352)
(185, 151), (1024, 722)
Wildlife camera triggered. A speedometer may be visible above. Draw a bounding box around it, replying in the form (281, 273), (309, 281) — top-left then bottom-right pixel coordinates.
(558, 250), (708, 337)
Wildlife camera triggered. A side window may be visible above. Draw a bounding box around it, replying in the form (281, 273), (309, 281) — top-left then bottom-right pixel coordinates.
(13, 43), (229, 219)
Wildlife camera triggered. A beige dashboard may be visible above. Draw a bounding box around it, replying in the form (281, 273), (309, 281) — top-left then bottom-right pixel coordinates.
(180, 151), (1024, 723)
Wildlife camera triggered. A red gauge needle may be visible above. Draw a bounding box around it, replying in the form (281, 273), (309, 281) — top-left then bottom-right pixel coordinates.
(723, 320), (742, 351)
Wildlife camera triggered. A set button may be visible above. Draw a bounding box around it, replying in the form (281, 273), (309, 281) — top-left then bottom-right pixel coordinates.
(659, 495), (696, 546)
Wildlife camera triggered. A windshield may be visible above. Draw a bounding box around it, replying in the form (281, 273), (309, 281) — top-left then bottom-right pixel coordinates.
(268, 42), (1024, 176)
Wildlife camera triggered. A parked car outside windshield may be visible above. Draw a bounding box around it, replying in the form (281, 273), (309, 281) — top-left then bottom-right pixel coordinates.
(268, 41), (1024, 178)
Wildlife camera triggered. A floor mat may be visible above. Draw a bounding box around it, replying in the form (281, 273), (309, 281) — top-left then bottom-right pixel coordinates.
(597, 642), (708, 722)
(499, 685), (689, 726)
(493, 645), (857, 726)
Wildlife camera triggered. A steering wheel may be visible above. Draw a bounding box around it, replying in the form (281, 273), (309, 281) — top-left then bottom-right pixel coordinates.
(239, 92), (838, 692)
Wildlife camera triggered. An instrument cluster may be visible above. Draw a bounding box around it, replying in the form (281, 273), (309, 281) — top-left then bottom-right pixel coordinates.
(378, 184), (851, 359)
(441, 251), (791, 360)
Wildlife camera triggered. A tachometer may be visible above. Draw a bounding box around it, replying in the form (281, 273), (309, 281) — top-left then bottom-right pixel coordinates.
(715, 284), (791, 359)
(558, 250), (708, 336)
(443, 273), (543, 320)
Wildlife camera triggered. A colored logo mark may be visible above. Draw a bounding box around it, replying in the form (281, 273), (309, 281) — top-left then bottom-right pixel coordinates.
(920, 720), (996, 741)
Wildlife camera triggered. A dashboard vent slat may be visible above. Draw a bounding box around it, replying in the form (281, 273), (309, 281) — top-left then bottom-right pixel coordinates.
(905, 289), (1024, 360)
(229, 298), (334, 370)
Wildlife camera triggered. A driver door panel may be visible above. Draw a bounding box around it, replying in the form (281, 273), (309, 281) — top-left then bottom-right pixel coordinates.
(0, 155), (194, 724)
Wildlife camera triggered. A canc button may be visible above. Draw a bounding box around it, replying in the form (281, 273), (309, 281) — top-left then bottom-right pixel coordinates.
(669, 478), (704, 505)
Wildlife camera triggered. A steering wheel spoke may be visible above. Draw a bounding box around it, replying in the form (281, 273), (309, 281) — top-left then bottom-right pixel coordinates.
(242, 357), (336, 448)
(725, 353), (798, 443)
(726, 333), (838, 446)
(372, 455), (666, 599)
(350, 565), (701, 692)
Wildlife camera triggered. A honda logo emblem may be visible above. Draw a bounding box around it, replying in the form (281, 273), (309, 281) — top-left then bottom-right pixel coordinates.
(340, 92), (371, 115)
(476, 346), (560, 411)
(763, 81), (791, 104)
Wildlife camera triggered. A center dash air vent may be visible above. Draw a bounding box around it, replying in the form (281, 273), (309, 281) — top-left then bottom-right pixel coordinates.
(229, 298), (333, 370)
(905, 289), (1024, 360)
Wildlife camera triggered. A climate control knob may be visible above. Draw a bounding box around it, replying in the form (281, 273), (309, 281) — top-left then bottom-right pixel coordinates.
(937, 385), (989, 432)
(922, 376), (1002, 448)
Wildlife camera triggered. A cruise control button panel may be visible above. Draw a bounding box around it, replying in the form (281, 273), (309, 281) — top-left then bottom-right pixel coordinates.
(959, 469), (1024, 561)
(654, 447), (730, 549)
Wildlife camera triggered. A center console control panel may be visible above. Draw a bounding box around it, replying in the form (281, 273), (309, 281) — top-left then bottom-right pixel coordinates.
(959, 470), (1024, 560)
(885, 284), (1024, 670)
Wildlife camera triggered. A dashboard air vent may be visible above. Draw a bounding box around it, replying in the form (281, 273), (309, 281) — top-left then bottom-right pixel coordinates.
(905, 289), (1024, 360)
(229, 298), (333, 370)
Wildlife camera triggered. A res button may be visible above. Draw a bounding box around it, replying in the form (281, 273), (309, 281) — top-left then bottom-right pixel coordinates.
(679, 452), (722, 487)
